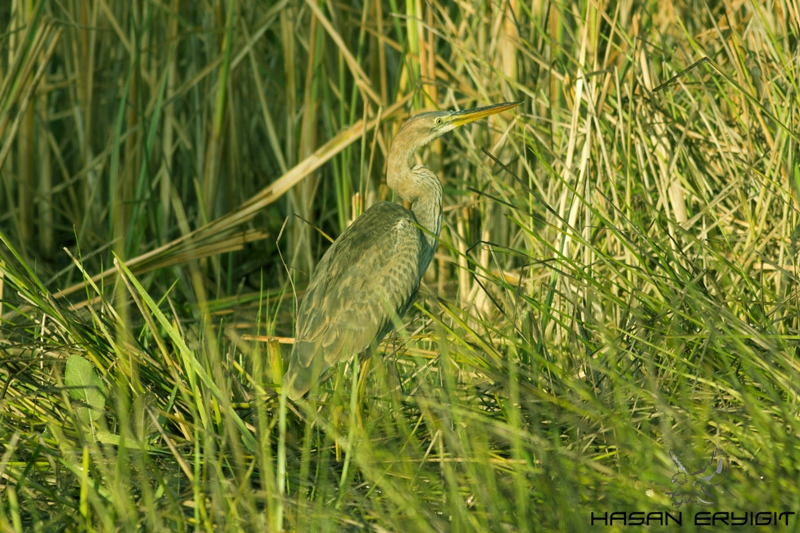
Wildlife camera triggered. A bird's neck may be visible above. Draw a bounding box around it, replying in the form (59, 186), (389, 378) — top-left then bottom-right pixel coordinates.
(387, 146), (442, 251)
(408, 166), (443, 247)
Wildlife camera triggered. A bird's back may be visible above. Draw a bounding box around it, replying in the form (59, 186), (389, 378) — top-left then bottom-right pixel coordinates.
(284, 201), (431, 399)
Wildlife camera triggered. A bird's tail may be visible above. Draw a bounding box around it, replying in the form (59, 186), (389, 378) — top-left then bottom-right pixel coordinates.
(283, 361), (312, 400)
(283, 341), (329, 400)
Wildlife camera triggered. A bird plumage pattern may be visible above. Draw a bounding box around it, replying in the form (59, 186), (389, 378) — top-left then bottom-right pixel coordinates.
(284, 201), (431, 398)
(283, 101), (520, 399)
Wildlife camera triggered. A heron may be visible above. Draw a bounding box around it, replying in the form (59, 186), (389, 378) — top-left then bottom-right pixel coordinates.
(283, 100), (521, 400)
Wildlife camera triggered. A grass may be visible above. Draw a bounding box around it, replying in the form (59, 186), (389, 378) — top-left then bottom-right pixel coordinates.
(1, 0), (800, 531)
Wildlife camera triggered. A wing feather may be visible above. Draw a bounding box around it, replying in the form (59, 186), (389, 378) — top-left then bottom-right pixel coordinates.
(284, 202), (425, 398)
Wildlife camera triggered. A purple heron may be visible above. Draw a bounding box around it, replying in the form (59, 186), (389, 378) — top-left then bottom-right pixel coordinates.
(284, 101), (521, 399)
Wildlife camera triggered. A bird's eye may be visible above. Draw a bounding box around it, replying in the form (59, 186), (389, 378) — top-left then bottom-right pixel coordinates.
(434, 117), (443, 125)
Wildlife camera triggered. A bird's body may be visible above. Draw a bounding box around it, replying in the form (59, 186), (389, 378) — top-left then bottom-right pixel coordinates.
(286, 201), (434, 397)
(284, 101), (520, 399)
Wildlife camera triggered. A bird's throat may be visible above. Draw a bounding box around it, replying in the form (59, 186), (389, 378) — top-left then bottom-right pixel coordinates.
(387, 156), (442, 272)
(411, 192), (442, 243)
(410, 176), (442, 273)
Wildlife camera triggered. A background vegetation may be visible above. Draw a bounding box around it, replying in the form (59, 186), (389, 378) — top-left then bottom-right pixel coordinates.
(1, 0), (799, 530)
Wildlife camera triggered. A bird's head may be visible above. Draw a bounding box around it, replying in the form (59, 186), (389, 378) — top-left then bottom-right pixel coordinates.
(393, 101), (522, 156)
(387, 100), (520, 201)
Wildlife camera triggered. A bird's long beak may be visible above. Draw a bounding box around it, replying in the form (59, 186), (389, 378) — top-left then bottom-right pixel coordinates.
(448, 101), (522, 128)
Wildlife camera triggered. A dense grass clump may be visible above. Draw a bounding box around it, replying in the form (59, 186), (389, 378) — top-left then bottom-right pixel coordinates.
(1, 0), (799, 531)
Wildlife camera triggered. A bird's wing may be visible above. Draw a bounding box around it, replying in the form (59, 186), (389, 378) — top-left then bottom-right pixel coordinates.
(285, 202), (425, 397)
